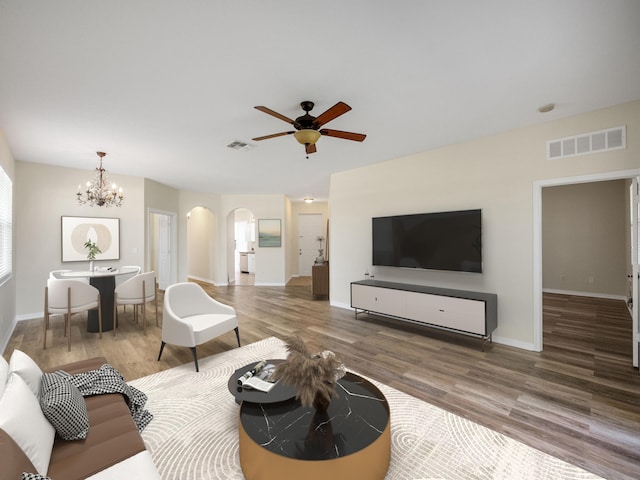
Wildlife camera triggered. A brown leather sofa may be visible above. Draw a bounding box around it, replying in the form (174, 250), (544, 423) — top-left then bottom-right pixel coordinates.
(1, 356), (159, 480)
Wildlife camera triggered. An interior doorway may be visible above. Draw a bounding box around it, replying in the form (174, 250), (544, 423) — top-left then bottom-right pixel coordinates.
(534, 169), (640, 367)
(298, 213), (323, 277)
(631, 177), (639, 366)
(229, 208), (255, 286)
(148, 209), (177, 290)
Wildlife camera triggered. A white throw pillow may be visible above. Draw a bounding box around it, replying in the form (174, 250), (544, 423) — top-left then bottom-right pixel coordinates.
(0, 354), (9, 399)
(0, 373), (55, 475)
(9, 349), (43, 399)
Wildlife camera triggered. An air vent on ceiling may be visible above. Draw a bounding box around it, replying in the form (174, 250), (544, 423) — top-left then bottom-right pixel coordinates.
(226, 140), (253, 151)
(547, 126), (626, 160)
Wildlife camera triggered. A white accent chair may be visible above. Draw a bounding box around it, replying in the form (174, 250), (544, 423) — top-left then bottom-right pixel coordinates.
(158, 282), (240, 372)
(44, 278), (102, 351)
(113, 271), (158, 335)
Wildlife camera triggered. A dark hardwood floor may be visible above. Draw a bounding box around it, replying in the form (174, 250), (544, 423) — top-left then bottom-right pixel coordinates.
(4, 283), (640, 479)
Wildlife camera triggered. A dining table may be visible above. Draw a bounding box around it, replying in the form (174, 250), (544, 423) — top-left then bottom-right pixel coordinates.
(60, 266), (139, 332)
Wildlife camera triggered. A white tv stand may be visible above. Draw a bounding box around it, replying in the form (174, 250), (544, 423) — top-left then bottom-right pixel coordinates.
(350, 280), (497, 350)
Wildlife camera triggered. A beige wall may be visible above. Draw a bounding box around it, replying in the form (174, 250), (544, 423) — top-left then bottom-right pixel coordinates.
(329, 100), (640, 349)
(144, 178), (180, 214)
(542, 180), (628, 297)
(186, 206), (215, 283)
(0, 131), (16, 351)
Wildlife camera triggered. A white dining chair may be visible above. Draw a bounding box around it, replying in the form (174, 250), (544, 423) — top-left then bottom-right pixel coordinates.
(117, 266), (141, 282)
(49, 269), (72, 279)
(122, 265), (142, 275)
(113, 271), (158, 335)
(49, 269), (89, 284)
(44, 278), (102, 351)
(117, 266), (142, 314)
(158, 282), (240, 372)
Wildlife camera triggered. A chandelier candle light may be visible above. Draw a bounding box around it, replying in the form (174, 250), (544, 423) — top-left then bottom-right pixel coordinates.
(76, 151), (124, 207)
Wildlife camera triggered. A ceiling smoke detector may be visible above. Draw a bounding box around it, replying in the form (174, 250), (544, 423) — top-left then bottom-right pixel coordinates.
(538, 103), (555, 113)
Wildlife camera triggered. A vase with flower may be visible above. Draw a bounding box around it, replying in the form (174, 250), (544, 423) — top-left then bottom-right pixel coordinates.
(84, 240), (101, 272)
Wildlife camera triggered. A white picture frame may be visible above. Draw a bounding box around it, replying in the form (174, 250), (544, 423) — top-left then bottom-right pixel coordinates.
(61, 216), (120, 262)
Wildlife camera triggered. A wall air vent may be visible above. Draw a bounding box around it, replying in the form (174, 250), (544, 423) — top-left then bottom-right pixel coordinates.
(226, 140), (253, 151)
(547, 126), (626, 160)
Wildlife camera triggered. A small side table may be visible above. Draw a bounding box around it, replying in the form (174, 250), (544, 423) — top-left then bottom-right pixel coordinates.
(312, 262), (329, 298)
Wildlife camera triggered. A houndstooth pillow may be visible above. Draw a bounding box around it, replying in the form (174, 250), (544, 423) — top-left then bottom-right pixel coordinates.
(22, 474), (52, 480)
(39, 372), (89, 441)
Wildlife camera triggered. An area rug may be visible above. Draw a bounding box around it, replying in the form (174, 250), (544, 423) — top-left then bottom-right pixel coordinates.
(129, 337), (601, 480)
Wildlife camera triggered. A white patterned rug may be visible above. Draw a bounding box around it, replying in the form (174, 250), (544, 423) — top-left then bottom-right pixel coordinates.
(129, 337), (601, 480)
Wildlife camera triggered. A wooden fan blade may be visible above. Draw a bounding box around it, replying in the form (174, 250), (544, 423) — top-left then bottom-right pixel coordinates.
(254, 106), (296, 125)
(320, 129), (366, 142)
(252, 131), (295, 141)
(306, 143), (317, 154)
(313, 102), (351, 127)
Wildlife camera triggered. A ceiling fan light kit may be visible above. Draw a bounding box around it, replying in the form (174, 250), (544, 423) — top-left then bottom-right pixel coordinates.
(294, 129), (321, 145)
(253, 100), (366, 155)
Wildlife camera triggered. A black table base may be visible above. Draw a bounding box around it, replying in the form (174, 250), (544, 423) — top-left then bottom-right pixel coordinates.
(88, 276), (115, 332)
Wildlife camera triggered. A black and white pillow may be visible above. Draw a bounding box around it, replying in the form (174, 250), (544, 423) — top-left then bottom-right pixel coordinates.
(39, 372), (89, 441)
(22, 473), (52, 480)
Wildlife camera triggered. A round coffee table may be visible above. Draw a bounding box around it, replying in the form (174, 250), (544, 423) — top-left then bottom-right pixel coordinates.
(238, 372), (390, 480)
(227, 360), (296, 404)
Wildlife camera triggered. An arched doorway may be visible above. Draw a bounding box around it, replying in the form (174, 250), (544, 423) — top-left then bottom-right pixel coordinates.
(228, 208), (255, 285)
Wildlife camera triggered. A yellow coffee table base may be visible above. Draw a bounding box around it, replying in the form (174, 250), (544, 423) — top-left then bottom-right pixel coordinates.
(239, 419), (390, 480)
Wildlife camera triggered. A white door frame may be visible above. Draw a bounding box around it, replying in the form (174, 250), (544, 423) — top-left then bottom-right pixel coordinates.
(533, 168), (640, 353)
(631, 177), (639, 367)
(147, 208), (178, 290)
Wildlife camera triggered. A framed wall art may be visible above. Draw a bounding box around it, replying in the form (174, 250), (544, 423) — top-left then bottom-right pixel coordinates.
(258, 219), (281, 247)
(61, 216), (120, 262)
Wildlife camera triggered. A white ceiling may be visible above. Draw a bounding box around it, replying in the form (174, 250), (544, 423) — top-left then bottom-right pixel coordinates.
(1, 1), (639, 202)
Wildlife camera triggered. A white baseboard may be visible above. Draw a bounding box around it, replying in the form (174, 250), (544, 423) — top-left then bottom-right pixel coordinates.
(491, 335), (537, 352)
(0, 317), (19, 354)
(17, 312), (42, 322)
(187, 275), (217, 285)
(331, 300), (351, 310)
(255, 282), (286, 287)
(543, 288), (627, 301)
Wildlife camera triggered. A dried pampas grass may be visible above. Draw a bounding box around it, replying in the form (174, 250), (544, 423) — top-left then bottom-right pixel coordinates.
(273, 335), (344, 409)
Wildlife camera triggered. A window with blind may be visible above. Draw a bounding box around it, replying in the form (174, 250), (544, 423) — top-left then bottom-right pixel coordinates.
(0, 165), (12, 286)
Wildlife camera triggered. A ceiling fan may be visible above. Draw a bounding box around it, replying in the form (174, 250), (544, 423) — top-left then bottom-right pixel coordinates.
(252, 101), (366, 156)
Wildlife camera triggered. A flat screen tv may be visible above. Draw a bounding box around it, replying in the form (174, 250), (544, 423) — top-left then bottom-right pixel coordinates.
(372, 209), (482, 273)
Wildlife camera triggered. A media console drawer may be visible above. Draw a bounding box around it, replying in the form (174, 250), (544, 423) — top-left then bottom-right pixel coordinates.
(350, 280), (497, 349)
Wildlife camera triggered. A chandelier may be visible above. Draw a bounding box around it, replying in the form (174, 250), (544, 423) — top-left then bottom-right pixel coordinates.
(76, 151), (124, 207)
